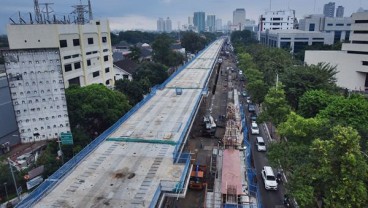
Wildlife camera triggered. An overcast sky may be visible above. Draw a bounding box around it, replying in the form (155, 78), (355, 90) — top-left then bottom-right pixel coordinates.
(0, 0), (367, 34)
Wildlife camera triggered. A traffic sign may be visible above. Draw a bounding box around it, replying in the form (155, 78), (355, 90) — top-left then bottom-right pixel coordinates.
(60, 132), (73, 145)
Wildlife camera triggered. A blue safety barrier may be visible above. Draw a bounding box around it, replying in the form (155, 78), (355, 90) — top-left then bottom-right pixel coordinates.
(240, 104), (263, 208)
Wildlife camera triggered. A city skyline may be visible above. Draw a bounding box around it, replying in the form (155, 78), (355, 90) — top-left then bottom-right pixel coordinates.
(0, 0), (367, 33)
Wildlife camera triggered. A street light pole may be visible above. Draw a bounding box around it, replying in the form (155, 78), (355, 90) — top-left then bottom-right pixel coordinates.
(7, 158), (21, 201)
(3, 182), (8, 201)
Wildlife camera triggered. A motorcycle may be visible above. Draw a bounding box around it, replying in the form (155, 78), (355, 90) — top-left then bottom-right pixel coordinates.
(276, 171), (282, 183)
(283, 194), (291, 208)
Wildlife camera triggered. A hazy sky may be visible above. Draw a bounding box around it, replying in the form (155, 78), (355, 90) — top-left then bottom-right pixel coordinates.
(0, 0), (367, 34)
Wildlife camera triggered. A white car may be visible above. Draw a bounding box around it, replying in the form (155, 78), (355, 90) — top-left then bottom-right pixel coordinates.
(251, 122), (259, 135)
(239, 70), (243, 75)
(256, 136), (266, 152)
(261, 166), (278, 190)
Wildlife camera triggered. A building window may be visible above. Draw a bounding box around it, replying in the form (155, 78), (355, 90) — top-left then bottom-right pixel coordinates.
(104, 55), (108, 62)
(102, 37), (107, 43)
(327, 23), (333, 26)
(73, 39), (80, 46)
(64, 55), (71, 60)
(88, 38), (94, 44)
(74, 62), (81, 69)
(363, 61), (368, 66)
(105, 67), (110, 73)
(64, 64), (72, 72)
(309, 23), (315, 31)
(93, 71), (100, 77)
(355, 20), (368, 24)
(336, 23), (344, 26)
(60, 40), (67, 48)
(87, 59), (91, 66)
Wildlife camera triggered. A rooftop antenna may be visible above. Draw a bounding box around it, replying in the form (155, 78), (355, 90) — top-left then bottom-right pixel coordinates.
(88, 0), (93, 21)
(34, 0), (42, 23)
(40, 3), (54, 22)
(72, 0), (88, 24)
(269, 0), (272, 11)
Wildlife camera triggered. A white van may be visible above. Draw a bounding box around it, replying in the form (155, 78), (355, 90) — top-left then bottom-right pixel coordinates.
(256, 137), (266, 152)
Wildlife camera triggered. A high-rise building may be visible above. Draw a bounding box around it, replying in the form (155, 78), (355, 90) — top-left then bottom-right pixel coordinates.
(194, 12), (206, 32)
(207, 15), (216, 32)
(165, 17), (172, 33)
(7, 1), (114, 89)
(3, 49), (71, 143)
(157, 18), (165, 32)
(324, 2), (335, 17)
(216, 19), (223, 32)
(233, 8), (246, 30)
(259, 10), (295, 32)
(336, 6), (344, 17)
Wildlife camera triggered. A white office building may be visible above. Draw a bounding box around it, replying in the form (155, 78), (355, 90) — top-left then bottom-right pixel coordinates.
(7, 19), (114, 88)
(299, 14), (352, 43)
(305, 12), (368, 91)
(260, 29), (333, 53)
(259, 9), (296, 32)
(3, 49), (71, 143)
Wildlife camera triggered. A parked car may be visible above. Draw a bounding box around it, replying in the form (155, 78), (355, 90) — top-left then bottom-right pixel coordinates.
(242, 91), (248, 97)
(261, 166), (278, 190)
(248, 104), (255, 112)
(256, 136), (266, 152)
(251, 122), (259, 135)
(250, 112), (257, 122)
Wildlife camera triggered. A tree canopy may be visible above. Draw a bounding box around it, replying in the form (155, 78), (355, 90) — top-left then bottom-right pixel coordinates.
(258, 85), (290, 127)
(180, 31), (207, 54)
(66, 84), (131, 140)
(152, 34), (184, 67)
(280, 63), (338, 109)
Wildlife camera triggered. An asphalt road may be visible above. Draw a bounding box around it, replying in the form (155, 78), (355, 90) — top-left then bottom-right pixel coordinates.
(228, 52), (287, 208)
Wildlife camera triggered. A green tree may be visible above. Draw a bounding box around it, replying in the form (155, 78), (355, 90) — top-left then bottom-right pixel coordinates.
(36, 142), (62, 178)
(318, 95), (368, 132)
(133, 62), (168, 93)
(152, 34), (184, 67)
(230, 30), (257, 45)
(309, 126), (368, 207)
(180, 31), (206, 53)
(246, 79), (268, 104)
(278, 112), (331, 144)
(237, 52), (256, 72)
(298, 90), (339, 118)
(152, 34), (172, 64)
(258, 85), (290, 127)
(115, 79), (144, 105)
(127, 46), (141, 62)
(281, 63), (338, 109)
(66, 84), (131, 139)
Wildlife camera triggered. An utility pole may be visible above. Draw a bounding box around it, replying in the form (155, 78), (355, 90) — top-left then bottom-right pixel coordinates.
(7, 158), (21, 201)
(3, 182), (8, 201)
